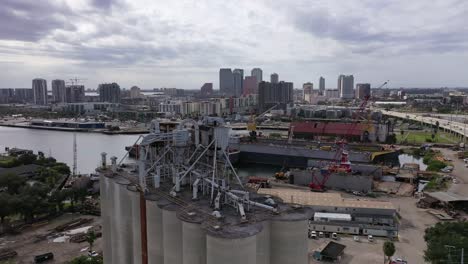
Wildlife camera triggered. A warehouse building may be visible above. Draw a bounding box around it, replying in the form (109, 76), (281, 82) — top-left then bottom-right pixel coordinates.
(258, 188), (398, 238)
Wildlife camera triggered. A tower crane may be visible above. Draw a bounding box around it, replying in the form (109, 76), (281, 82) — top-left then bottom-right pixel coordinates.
(69, 77), (88, 85)
(309, 80), (389, 192)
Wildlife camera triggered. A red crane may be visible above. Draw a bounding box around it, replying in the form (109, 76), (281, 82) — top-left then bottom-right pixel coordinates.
(309, 81), (388, 192)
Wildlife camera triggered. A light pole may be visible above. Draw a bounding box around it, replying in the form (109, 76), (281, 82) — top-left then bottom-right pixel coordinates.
(445, 245), (455, 263)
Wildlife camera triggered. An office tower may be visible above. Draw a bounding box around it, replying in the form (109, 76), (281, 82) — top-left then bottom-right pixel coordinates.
(338, 75), (354, 99)
(258, 81), (293, 111)
(303, 82), (313, 103)
(0, 89), (14, 103)
(251, 68), (263, 84)
(51, 79), (66, 103)
(130, 86), (141, 98)
(98, 83), (121, 103)
(68, 85), (85, 103)
(200, 83), (213, 97)
(14, 89), (33, 103)
(356, 83), (371, 99)
(32, 78), (48, 105)
(319, 77), (325, 95)
(270, 73), (279, 84)
(219, 68), (234, 96)
(243, 76), (257, 95)
(233, 68), (244, 97)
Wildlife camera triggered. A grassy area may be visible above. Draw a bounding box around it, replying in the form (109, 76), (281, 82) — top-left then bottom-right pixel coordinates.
(396, 131), (460, 144)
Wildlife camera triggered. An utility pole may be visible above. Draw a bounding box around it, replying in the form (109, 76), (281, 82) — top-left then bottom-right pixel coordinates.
(461, 247), (464, 264)
(73, 133), (77, 176)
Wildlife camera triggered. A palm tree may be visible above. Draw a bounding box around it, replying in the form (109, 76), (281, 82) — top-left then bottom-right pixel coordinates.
(86, 230), (97, 253)
(383, 241), (396, 263)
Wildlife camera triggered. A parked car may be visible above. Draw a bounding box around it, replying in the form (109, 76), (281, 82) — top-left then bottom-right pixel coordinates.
(34, 252), (54, 263)
(309, 230), (317, 239)
(318, 232), (324, 238)
(367, 235), (373, 242)
(331, 233), (339, 240)
(353, 236), (360, 242)
(88, 251), (99, 257)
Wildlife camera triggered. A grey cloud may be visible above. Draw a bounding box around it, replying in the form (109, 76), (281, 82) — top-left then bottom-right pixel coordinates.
(292, 4), (468, 55)
(91, 0), (121, 9)
(0, 0), (76, 42)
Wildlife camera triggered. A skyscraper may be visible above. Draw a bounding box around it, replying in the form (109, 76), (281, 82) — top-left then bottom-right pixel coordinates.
(243, 76), (257, 95)
(130, 86), (141, 98)
(251, 68), (263, 84)
(356, 83), (371, 99)
(0, 89), (14, 104)
(98, 83), (121, 103)
(219, 68), (234, 96)
(270, 73), (279, 84)
(303, 82), (313, 103)
(52, 79), (66, 103)
(233, 69), (244, 97)
(338, 75), (354, 99)
(319, 77), (325, 95)
(32, 78), (48, 105)
(258, 81), (293, 111)
(68, 85), (85, 103)
(200, 83), (213, 97)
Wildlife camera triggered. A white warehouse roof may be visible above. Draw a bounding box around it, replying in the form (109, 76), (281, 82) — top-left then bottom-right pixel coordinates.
(314, 212), (352, 222)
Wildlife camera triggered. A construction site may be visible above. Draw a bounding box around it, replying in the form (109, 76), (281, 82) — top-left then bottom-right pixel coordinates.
(99, 116), (399, 264)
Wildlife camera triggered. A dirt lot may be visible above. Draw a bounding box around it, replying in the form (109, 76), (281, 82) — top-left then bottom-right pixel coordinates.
(0, 213), (102, 264)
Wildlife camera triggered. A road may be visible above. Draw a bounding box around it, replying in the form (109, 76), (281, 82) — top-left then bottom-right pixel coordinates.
(438, 148), (468, 196)
(381, 110), (468, 140)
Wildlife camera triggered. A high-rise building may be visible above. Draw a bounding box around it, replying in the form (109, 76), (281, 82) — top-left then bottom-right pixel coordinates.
(338, 75), (354, 99)
(130, 86), (141, 99)
(319, 77), (325, 95)
(52, 79), (66, 103)
(68, 85), (85, 103)
(233, 69), (244, 97)
(303, 82), (313, 103)
(0, 89), (14, 104)
(243, 76), (257, 95)
(98, 83), (121, 103)
(251, 68), (263, 84)
(270, 73), (279, 84)
(219, 68), (234, 96)
(258, 81), (293, 111)
(14, 89), (33, 103)
(200, 83), (213, 97)
(356, 83), (371, 100)
(32, 78), (48, 105)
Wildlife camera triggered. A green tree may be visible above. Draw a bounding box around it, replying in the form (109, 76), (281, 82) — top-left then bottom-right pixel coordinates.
(86, 231), (97, 252)
(0, 173), (25, 194)
(0, 192), (14, 223)
(17, 153), (37, 165)
(69, 256), (103, 264)
(383, 241), (396, 263)
(17, 184), (49, 223)
(424, 222), (468, 263)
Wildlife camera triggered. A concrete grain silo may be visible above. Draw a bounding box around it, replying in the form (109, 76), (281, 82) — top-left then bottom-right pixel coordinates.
(113, 178), (133, 264)
(146, 196), (164, 264)
(256, 221), (271, 264)
(162, 203), (183, 264)
(128, 185), (142, 264)
(179, 211), (206, 264)
(100, 175), (113, 264)
(270, 210), (310, 264)
(206, 224), (261, 264)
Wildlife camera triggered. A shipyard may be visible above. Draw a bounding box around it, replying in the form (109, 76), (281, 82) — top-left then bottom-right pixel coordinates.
(2, 4), (468, 261)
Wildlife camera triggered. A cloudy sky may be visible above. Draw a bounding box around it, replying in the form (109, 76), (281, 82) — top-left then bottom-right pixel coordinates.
(1, 0), (468, 90)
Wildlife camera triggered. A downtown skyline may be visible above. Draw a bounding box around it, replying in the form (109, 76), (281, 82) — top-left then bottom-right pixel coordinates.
(1, 0), (468, 89)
